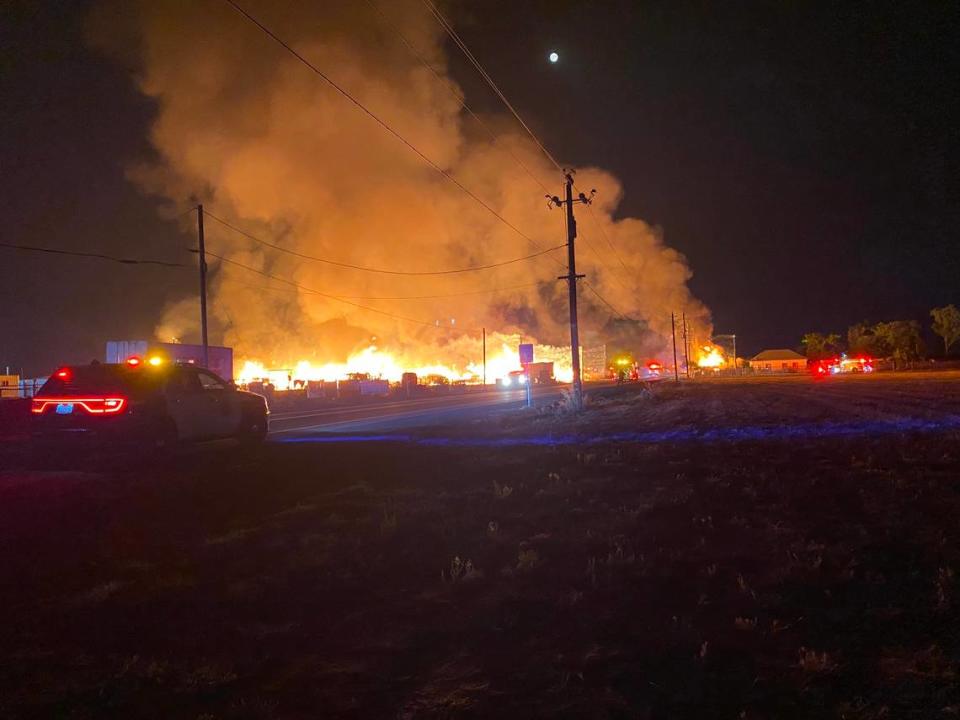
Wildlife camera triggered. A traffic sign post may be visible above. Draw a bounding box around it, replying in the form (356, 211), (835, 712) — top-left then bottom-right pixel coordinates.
(519, 343), (534, 365)
(519, 343), (534, 408)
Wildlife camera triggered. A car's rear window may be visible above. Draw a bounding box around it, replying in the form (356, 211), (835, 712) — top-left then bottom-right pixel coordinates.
(38, 365), (168, 398)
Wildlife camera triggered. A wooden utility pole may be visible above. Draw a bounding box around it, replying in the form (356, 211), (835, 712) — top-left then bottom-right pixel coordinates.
(197, 204), (209, 369)
(671, 312), (680, 382)
(548, 172), (592, 411)
(682, 311), (690, 379)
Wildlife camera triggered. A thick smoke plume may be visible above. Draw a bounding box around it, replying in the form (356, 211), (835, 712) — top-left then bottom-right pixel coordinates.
(90, 0), (711, 373)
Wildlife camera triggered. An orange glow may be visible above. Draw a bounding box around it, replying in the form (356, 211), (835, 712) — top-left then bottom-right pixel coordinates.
(235, 342), (574, 390)
(697, 346), (724, 368)
(31, 397), (128, 415)
(148, 356), (164, 366)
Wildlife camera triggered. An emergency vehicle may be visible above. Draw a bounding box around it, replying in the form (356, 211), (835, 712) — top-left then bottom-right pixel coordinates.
(32, 356), (269, 446)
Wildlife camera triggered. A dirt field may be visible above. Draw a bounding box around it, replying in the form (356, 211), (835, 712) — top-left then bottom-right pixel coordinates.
(2, 373), (960, 718)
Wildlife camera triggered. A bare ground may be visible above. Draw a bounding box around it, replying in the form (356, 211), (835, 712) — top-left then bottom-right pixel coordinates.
(2, 373), (960, 718)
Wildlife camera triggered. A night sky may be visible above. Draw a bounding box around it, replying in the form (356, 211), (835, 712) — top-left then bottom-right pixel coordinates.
(2, 0), (958, 375)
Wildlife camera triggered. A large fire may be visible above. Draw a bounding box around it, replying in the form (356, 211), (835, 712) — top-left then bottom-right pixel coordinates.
(237, 341), (575, 389)
(104, 2), (715, 375)
(697, 346), (725, 369)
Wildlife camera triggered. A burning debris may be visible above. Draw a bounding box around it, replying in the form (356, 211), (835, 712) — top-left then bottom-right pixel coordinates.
(235, 336), (576, 389)
(697, 346), (725, 369)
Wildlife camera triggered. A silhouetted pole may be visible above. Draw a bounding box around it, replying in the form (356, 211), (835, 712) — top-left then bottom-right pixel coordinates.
(197, 204), (209, 369)
(548, 172), (592, 411)
(732, 333), (738, 373)
(482, 327), (487, 386)
(563, 173), (583, 410)
(682, 311), (690, 379)
(671, 312), (680, 382)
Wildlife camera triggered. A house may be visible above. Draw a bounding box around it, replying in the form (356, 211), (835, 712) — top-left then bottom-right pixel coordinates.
(750, 349), (807, 373)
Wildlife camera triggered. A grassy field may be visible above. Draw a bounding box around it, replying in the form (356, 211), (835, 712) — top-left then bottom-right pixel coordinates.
(2, 373), (960, 718)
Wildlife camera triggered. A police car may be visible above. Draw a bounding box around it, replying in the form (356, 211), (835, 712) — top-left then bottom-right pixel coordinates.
(31, 357), (269, 446)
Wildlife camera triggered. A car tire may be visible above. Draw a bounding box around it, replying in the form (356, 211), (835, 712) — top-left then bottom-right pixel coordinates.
(238, 412), (268, 444)
(152, 418), (180, 450)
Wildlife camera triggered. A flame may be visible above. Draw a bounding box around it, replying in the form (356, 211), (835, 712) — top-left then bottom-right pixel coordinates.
(236, 341), (575, 390)
(696, 346), (724, 368)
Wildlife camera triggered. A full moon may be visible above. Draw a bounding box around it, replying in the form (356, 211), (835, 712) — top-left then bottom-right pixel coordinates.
(548, 51), (559, 63)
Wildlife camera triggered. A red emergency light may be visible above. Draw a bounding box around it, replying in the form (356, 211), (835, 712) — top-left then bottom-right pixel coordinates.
(55, 367), (71, 380)
(126, 356), (142, 367)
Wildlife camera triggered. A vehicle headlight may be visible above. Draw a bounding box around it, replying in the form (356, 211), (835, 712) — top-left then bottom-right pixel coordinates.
(518, 375), (528, 384)
(501, 377), (512, 387)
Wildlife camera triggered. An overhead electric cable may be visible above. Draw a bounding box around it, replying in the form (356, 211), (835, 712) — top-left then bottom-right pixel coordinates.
(582, 280), (636, 322)
(362, 0), (553, 195)
(0, 241), (186, 267)
(198, 248), (455, 329)
(584, 203), (633, 276)
(225, 0), (636, 329)
(422, 0), (563, 172)
(219, 275), (542, 300)
(204, 210), (564, 275)
(420, 1), (641, 300)
(222, 0), (549, 254)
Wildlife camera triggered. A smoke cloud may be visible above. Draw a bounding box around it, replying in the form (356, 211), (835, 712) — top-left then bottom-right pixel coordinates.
(90, 0), (711, 374)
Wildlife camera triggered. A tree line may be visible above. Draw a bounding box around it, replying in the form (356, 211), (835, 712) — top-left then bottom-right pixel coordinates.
(802, 305), (960, 367)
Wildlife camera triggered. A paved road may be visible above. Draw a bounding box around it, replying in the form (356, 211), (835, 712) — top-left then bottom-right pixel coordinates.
(268, 382), (616, 435)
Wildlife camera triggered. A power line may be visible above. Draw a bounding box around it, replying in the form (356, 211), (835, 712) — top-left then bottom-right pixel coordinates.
(172, 204), (200, 220)
(420, 2), (639, 302)
(219, 274), (542, 300)
(422, 0), (562, 172)
(339, 282), (543, 300)
(0, 241), (187, 268)
(362, 0), (553, 195)
(582, 280), (632, 321)
(224, 1), (636, 332)
(583, 203), (633, 276)
(222, 0), (549, 254)
(204, 209), (564, 275)
(197, 248), (455, 329)
(574, 225), (638, 296)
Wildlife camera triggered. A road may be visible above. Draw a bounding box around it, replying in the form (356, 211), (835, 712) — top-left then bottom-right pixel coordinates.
(268, 382), (613, 435)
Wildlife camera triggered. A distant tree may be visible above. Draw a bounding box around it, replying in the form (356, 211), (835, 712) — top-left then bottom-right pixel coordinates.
(847, 321), (881, 357)
(873, 320), (924, 368)
(930, 305), (960, 356)
(801, 332), (841, 360)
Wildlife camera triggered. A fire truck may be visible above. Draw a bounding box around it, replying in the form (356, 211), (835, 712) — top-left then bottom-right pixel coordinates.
(811, 354), (874, 376)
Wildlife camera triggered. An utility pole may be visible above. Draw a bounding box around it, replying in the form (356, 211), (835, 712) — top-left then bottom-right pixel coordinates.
(482, 327), (487, 386)
(197, 204), (209, 369)
(671, 312), (680, 382)
(732, 334), (738, 374)
(682, 311), (690, 379)
(548, 172), (593, 411)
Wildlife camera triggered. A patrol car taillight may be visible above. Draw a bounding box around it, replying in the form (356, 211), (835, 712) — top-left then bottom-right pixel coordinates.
(31, 397), (128, 415)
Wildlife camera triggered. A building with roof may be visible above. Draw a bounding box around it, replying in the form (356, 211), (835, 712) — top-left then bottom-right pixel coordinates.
(749, 349), (807, 373)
